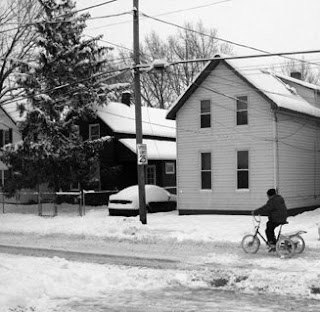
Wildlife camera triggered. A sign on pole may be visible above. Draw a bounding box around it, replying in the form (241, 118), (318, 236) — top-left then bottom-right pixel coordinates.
(137, 143), (148, 165)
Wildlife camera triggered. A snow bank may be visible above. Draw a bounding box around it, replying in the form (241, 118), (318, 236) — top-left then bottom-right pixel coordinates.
(0, 205), (319, 247)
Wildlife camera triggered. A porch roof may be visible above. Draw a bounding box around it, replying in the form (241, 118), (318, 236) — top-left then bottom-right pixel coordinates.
(119, 138), (176, 160)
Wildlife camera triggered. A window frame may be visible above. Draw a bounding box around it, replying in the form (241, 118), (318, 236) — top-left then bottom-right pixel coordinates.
(200, 152), (212, 190)
(89, 123), (100, 141)
(165, 162), (175, 175)
(237, 150), (249, 190)
(0, 128), (12, 147)
(145, 165), (157, 185)
(236, 96), (248, 126)
(200, 99), (211, 128)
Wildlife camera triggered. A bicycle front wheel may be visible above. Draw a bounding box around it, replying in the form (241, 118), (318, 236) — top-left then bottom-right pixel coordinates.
(290, 235), (305, 254)
(241, 235), (260, 253)
(276, 237), (296, 258)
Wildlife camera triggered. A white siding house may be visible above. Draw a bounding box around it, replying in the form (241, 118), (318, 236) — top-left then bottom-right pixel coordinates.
(167, 56), (320, 215)
(0, 106), (20, 187)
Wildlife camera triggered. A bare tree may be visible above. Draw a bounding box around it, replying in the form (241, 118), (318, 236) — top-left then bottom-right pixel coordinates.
(119, 21), (233, 108)
(281, 58), (320, 85)
(166, 21), (232, 98)
(0, 0), (41, 107)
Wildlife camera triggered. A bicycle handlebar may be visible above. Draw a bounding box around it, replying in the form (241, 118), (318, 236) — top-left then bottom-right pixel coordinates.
(252, 214), (261, 223)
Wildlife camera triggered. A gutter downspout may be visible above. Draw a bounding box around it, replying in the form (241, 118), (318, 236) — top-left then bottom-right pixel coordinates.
(273, 110), (280, 192)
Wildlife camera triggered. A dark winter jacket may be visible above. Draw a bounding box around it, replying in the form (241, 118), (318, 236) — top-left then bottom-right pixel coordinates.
(254, 194), (288, 223)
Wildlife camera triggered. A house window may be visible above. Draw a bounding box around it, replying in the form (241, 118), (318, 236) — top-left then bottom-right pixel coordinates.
(89, 124), (100, 140)
(0, 129), (12, 147)
(145, 165), (156, 184)
(236, 96), (248, 125)
(201, 152), (211, 189)
(165, 162), (175, 175)
(200, 100), (211, 128)
(237, 150), (249, 189)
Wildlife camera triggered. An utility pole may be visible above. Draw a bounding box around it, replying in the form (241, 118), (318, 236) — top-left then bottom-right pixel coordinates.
(133, 0), (147, 224)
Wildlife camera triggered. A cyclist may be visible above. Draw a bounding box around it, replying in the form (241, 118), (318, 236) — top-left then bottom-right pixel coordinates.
(252, 188), (288, 252)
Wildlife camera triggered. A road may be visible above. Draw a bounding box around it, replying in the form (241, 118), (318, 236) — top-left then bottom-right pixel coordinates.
(1, 232), (320, 311)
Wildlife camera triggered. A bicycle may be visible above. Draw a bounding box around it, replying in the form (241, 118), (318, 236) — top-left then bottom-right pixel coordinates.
(241, 215), (307, 258)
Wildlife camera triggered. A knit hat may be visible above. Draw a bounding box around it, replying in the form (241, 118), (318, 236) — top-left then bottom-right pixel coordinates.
(267, 188), (277, 196)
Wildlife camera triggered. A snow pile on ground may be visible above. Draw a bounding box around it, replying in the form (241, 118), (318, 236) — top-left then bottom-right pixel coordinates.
(0, 205), (319, 311)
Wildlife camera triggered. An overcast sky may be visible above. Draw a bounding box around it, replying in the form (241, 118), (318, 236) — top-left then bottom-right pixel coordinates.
(76, 0), (320, 69)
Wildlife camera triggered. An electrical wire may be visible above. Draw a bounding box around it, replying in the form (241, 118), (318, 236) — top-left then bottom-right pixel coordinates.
(88, 0), (231, 30)
(140, 12), (320, 67)
(0, 67), (131, 108)
(0, 0), (118, 34)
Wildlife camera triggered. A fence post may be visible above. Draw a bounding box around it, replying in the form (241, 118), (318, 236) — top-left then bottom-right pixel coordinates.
(2, 192), (4, 214)
(37, 187), (42, 216)
(78, 190), (82, 216)
(82, 190), (86, 216)
(53, 192), (58, 216)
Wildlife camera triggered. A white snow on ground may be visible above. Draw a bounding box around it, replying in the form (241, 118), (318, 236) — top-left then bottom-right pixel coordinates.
(0, 204), (320, 311)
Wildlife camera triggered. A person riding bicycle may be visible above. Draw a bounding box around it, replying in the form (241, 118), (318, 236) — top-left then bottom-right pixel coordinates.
(252, 188), (288, 252)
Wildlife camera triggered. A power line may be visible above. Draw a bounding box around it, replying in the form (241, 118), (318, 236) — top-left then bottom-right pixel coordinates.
(0, 0), (118, 34)
(140, 12), (320, 67)
(0, 66), (131, 107)
(75, 0), (117, 14)
(87, 0), (231, 30)
(167, 51), (320, 67)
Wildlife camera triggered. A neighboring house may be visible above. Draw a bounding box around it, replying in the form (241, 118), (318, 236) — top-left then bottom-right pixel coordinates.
(0, 104), (21, 188)
(78, 99), (177, 192)
(166, 55), (320, 215)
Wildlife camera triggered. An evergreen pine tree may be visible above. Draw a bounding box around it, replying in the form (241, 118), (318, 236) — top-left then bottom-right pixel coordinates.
(1, 0), (112, 203)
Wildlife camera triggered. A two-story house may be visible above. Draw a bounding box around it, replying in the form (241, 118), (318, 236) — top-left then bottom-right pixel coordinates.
(167, 55), (320, 215)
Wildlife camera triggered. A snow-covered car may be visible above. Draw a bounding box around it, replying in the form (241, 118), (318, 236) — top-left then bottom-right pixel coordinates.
(108, 184), (177, 216)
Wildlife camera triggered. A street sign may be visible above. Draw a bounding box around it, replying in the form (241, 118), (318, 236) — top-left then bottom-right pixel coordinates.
(137, 143), (148, 165)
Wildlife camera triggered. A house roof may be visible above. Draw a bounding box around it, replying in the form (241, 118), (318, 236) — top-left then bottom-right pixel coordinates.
(119, 139), (176, 160)
(166, 56), (320, 120)
(275, 73), (320, 92)
(97, 102), (176, 139)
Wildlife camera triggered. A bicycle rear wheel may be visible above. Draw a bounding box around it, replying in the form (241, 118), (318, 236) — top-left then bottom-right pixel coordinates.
(276, 237), (296, 258)
(241, 235), (260, 253)
(290, 235), (305, 253)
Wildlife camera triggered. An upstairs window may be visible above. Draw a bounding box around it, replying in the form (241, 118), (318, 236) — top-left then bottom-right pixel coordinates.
(201, 152), (211, 189)
(236, 96), (248, 125)
(200, 100), (211, 128)
(237, 150), (249, 189)
(89, 124), (100, 141)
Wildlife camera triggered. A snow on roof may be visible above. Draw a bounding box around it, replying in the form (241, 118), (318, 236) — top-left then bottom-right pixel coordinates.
(97, 102), (176, 138)
(227, 58), (320, 118)
(119, 138), (176, 160)
(275, 73), (320, 91)
(167, 56), (320, 120)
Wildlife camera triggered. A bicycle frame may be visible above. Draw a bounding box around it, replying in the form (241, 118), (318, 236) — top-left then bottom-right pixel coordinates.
(252, 215), (285, 246)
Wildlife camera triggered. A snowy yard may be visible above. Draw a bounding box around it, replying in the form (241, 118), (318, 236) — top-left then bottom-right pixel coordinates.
(0, 204), (320, 311)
